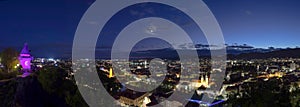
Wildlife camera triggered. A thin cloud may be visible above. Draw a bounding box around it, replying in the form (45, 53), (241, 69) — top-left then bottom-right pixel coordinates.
(245, 10), (252, 15)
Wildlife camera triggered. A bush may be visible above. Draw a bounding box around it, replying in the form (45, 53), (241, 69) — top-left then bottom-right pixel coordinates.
(0, 71), (20, 80)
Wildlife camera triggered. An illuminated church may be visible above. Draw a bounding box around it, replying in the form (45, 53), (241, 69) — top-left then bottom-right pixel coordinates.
(191, 75), (210, 88)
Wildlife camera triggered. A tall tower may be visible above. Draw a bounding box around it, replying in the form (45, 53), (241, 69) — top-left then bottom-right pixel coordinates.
(19, 43), (33, 76)
(201, 75), (204, 83)
(205, 75), (209, 86)
(109, 67), (113, 78)
(290, 61), (296, 72)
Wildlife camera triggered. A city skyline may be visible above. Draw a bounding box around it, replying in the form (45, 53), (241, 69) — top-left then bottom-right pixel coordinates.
(1, 0), (300, 57)
(1, 1), (300, 106)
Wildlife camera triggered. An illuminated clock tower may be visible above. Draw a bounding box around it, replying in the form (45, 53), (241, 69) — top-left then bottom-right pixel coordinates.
(19, 43), (33, 77)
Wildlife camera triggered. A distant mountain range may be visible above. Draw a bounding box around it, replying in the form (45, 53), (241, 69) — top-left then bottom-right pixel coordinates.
(94, 44), (300, 59)
(229, 48), (300, 59)
(129, 44), (300, 59)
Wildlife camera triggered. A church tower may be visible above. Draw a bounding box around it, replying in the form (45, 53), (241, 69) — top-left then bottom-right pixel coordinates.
(19, 43), (33, 77)
(109, 67), (113, 78)
(199, 74), (209, 88)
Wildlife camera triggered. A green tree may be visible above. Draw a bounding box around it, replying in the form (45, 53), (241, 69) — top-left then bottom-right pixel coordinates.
(65, 90), (88, 107)
(37, 66), (67, 96)
(37, 66), (88, 107)
(290, 83), (300, 107)
(0, 48), (19, 72)
(226, 78), (292, 107)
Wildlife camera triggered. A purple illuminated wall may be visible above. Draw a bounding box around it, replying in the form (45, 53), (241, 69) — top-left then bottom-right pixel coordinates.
(19, 54), (32, 70)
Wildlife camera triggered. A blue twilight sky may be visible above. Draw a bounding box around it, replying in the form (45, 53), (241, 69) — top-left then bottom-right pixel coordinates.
(0, 0), (300, 57)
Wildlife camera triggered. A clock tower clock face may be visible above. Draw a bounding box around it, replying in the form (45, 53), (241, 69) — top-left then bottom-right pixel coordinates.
(25, 61), (29, 67)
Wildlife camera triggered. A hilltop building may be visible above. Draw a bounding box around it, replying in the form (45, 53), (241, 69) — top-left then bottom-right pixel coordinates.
(19, 43), (33, 77)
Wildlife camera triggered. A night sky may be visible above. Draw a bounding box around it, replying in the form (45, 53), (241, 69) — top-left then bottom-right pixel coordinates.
(1, 0), (300, 57)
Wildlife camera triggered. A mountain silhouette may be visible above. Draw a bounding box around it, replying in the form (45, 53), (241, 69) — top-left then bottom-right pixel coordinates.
(230, 48), (300, 59)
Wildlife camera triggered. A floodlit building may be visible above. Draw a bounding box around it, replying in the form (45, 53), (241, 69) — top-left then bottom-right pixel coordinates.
(191, 75), (210, 88)
(109, 67), (114, 78)
(119, 89), (150, 107)
(18, 43), (33, 77)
